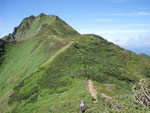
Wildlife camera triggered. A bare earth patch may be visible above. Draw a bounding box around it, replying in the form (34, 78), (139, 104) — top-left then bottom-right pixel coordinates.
(88, 80), (112, 101)
(40, 41), (73, 67)
(88, 79), (97, 101)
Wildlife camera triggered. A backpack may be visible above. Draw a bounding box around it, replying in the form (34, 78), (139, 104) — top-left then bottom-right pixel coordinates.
(81, 105), (85, 111)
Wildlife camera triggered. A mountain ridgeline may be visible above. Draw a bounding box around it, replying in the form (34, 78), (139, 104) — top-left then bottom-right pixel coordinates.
(0, 13), (150, 113)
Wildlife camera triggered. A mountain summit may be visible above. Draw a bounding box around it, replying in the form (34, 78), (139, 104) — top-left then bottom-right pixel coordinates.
(3, 13), (79, 42)
(0, 13), (150, 112)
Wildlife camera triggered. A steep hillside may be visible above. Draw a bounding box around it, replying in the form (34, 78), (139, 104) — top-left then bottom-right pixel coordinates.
(0, 14), (150, 113)
(2, 13), (79, 42)
(139, 53), (150, 59)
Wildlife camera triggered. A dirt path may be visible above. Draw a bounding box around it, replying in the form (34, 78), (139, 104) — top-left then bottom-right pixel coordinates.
(40, 41), (73, 67)
(88, 79), (97, 101)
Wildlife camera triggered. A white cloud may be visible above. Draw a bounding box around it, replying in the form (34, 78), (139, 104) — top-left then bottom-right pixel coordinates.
(0, 34), (3, 38)
(109, 38), (129, 45)
(79, 29), (150, 46)
(109, 12), (150, 16)
(0, 33), (5, 38)
(138, 12), (150, 16)
(90, 19), (115, 22)
(138, 34), (150, 45)
(139, 8), (150, 10)
(131, 24), (150, 26)
(109, 33), (150, 46)
(114, 0), (127, 2)
(125, 38), (139, 45)
(109, 38), (136, 46)
(92, 30), (150, 34)
(109, 0), (128, 3)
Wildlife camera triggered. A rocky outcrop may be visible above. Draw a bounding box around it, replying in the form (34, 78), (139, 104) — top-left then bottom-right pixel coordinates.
(15, 21), (30, 38)
(2, 34), (15, 42)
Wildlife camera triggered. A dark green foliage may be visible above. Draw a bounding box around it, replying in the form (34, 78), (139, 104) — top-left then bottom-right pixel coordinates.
(0, 39), (6, 66)
(8, 33), (150, 112)
(139, 53), (150, 59)
(141, 67), (150, 77)
(75, 35), (144, 84)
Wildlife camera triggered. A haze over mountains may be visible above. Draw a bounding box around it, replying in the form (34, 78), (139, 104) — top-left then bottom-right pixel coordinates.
(110, 38), (150, 56)
(123, 45), (150, 56)
(0, 13), (150, 112)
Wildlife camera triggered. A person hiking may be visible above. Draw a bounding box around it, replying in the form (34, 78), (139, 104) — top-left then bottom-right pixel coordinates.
(80, 100), (86, 113)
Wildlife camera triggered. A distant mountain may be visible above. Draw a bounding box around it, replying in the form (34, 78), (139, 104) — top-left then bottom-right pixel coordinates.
(139, 53), (150, 59)
(0, 13), (150, 113)
(123, 45), (150, 56)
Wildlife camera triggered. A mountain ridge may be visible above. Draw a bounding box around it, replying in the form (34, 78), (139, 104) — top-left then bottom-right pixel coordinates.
(2, 13), (79, 42)
(0, 13), (150, 112)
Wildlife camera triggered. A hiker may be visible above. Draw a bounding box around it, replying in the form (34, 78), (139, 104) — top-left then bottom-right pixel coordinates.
(80, 100), (86, 113)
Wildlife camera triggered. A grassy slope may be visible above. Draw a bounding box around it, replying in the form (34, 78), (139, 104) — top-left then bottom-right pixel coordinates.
(0, 39), (6, 66)
(0, 14), (79, 112)
(0, 14), (150, 113)
(5, 35), (150, 112)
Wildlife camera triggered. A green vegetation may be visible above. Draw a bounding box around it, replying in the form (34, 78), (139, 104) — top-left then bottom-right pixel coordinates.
(0, 14), (150, 113)
(0, 39), (6, 66)
(139, 53), (150, 60)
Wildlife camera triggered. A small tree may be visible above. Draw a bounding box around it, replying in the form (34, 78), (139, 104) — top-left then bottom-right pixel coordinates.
(132, 78), (150, 107)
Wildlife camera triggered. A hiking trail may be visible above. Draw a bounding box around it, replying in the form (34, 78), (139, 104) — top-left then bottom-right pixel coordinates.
(88, 80), (112, 100)
(88, 79), (97, 101)
(40, 41), (73, 67)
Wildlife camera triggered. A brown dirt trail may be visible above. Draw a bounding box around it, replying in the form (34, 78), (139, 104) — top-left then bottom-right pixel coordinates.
(40, 41), (73, 67)
(88, 80), (112, 100)
(88, 79), (97, 100)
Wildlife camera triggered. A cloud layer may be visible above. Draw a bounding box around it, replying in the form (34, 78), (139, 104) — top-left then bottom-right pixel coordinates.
(109, 0), (128, 3)
(81, 29), (150, 34)
(109, 12), (150, 16)
(90, 19), (116, 22)
(109, 33), (150, 46)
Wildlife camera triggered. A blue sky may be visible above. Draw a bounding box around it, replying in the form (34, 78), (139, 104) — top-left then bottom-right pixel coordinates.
(0, 0), (150, 54)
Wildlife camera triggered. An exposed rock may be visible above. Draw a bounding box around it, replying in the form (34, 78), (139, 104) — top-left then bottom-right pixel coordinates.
(36, 25), (42, 33)
(35, 17), (40, 23)
(49, 15), (56, 17)
(49, 15), (57, 21)
(2, 34), (14, 42)
(16, 21), (30, 38)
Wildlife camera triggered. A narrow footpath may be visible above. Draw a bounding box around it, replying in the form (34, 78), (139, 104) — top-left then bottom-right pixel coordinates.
(40, 41), (73, 67)
(88, 79), (97, 102)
